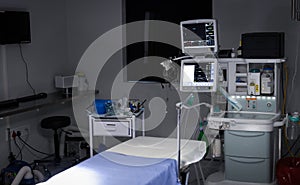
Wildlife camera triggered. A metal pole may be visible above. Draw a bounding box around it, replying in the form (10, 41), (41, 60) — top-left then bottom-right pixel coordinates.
(142, 110), (145, 136)
(89, 114), (94, 157)
(132, 115), (136, 138)
(177, 106), (181, 183)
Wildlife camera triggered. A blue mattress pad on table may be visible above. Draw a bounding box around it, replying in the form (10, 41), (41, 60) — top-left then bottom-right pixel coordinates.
(38, 151), (181, 185)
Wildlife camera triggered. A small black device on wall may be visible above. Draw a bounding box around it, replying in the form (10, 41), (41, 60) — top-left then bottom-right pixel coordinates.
(241, 32), (284, 58)
(0, 11), (31, 45)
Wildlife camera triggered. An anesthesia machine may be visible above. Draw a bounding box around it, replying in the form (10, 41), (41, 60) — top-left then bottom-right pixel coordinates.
(206, 58), (286, 185)
(179, 19), (286, 185)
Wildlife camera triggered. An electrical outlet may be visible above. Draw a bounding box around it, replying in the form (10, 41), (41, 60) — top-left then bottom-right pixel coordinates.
(12, 125), (30, 137)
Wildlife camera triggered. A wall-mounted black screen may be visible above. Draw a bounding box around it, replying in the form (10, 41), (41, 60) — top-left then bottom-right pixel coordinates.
(0, 11), (31, 45)
(123, 0), (212, 83)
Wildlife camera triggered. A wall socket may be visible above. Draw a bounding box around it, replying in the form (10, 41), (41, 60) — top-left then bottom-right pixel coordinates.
(11, 125), (30, 137)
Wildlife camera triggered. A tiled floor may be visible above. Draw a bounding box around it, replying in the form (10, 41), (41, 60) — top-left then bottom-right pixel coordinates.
(188, 159), (224, 185)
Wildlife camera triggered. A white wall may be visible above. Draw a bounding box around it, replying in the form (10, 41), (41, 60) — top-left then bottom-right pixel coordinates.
(0, 0), (68, 99)
(2, 0), (298, 171)
(213, 0), (300, 113)
(65, 0), (123, 74)
(0, 0), (69, 168)
(64, 0), (184, 140)
(0, 0), (182, 169)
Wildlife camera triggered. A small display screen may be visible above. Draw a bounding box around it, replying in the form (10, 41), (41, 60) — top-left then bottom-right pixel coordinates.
(180, 19), (218, 54)
(182, 22), (215, 47)
(180, 59), (217, 92)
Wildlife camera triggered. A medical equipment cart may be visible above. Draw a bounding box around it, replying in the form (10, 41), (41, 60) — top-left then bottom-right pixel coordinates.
(88, 110), (145, 157)
(206, 58), (286, 185)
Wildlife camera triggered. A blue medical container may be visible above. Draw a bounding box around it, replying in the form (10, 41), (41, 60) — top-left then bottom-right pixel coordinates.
(95, 99), (111, 114)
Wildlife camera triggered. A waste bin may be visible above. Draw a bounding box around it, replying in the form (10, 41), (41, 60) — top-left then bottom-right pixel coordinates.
(276, 157), (300, 185)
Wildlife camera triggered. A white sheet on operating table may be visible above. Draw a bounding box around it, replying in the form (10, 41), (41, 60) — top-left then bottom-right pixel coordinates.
(107, 136), (206, 168)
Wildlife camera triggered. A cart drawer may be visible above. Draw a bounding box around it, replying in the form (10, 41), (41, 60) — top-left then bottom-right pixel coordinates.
(225, 155), (272, 183)
(224, 130), (273, 158)
(93, 120), (131, 137)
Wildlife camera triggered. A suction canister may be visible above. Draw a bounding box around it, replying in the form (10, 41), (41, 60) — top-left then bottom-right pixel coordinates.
(287, 112), (299, 140)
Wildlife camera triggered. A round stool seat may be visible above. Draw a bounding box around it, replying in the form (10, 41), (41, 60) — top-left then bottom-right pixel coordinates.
(41, 116), (70, 130)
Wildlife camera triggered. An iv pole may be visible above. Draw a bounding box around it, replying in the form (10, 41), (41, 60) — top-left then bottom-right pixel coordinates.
(176, 105), (181, 183)
(176, 100), (213, 183)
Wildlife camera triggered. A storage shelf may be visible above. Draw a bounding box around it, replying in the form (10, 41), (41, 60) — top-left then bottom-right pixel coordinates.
(232, 92), (248, 95)
(236, 73), (248, 77)
(235, 83), (248, 86)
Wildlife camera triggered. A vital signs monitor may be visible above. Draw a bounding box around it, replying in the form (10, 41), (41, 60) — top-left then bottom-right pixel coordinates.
(180, 19), (218, 55)
(180, 58), (218, 92)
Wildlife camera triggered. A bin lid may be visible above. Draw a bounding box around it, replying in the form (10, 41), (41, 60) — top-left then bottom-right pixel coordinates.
(223, 112), (277, 120)
(208, 111), (280, 132)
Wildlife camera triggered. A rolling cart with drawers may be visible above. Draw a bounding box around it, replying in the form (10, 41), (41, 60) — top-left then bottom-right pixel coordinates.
(88, 109), (145, 157)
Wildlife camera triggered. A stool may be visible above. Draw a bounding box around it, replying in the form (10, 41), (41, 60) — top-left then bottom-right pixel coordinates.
(41, 116), (71, 163)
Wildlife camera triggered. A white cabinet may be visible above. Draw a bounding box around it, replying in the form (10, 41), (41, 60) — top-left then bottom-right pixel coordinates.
(218, 58), (284, 96)
(217, 58), (284, 113)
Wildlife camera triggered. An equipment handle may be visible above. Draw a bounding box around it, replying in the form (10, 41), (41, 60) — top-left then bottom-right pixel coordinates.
(228, 131), (264, 137)
(104, 123), (117, 131)
(273, 115), (287, 127)
(229, 156), (265, 164)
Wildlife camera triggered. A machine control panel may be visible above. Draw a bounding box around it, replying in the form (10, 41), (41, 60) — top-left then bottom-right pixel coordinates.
(228, 96), (277, 113)
(207, 120), (235, 130)
(224, 122), (231, 129)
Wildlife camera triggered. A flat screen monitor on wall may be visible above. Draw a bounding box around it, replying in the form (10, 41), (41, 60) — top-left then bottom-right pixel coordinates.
(123, 0), (212, 83)
(0, 11), (31, 45)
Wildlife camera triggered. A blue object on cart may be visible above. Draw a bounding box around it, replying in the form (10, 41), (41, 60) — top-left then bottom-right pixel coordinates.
(95, 99), (111, 114)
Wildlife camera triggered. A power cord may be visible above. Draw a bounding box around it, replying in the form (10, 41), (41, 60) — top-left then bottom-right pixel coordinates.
(282, 133), (300, 158)
(13, 130), (41, 161)
(17, 135), (51, 156)
(12, 131), (23, 160)
(25, 144), (52, 160)
(18, 44), (36, 95)
(295, 145), (300, 156)
(15, 131), (31, 160)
